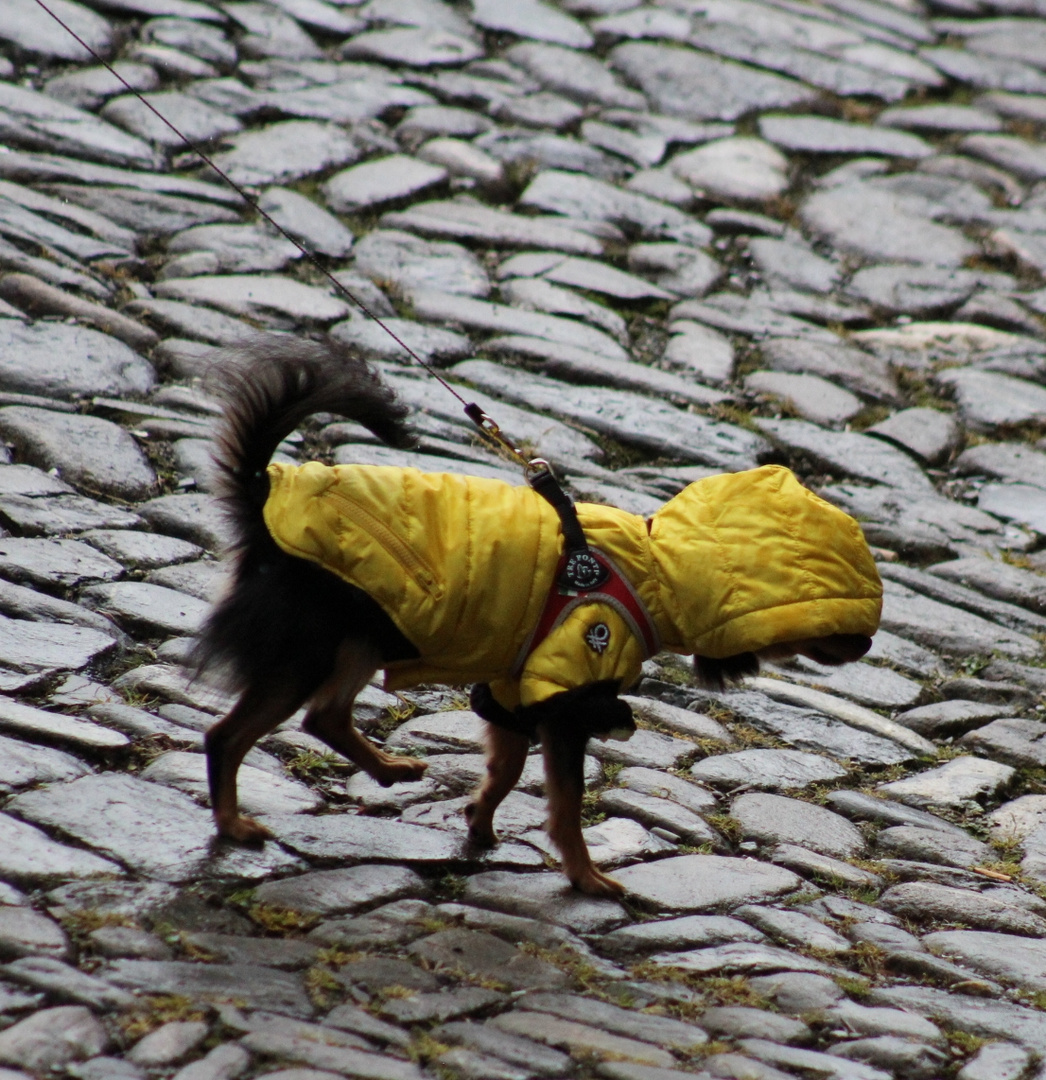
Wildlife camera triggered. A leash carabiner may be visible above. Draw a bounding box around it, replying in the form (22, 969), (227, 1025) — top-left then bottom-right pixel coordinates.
(463, 402), (545, 477)
(462, 402), (605, 589)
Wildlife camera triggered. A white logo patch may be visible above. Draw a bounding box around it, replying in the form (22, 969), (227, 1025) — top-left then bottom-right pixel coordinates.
(585, 622), (610, 654)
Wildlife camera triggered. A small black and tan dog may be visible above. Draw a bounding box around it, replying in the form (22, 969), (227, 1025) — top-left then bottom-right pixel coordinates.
(196, 337), (881, 896)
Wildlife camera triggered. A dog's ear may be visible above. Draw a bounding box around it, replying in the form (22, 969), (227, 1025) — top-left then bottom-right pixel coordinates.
(693, 652), (759, 691)
(802, 634), (873, 666)
(519, 680), (633, 740)
(470, 683), (517, 726)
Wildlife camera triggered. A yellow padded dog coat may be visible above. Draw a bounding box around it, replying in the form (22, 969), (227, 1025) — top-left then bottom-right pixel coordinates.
(262, 462), (882, 710)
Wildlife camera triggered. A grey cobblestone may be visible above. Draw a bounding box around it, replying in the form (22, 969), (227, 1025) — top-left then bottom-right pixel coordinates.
(0, 0), (1043, 1075)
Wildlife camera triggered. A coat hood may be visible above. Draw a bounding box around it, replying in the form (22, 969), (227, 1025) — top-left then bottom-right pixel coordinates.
(648, 465), (882, 658)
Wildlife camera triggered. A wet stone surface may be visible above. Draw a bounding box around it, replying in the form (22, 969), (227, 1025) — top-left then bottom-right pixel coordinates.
(0, 0), (1044, 1077)
(0, 407), (156, 502)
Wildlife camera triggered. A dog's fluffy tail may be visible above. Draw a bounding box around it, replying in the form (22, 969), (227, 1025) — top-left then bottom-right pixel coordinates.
(206, 335), (414, 548)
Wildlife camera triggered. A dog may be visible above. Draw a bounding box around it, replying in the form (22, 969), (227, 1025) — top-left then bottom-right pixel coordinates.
(195, 337), (882, 897)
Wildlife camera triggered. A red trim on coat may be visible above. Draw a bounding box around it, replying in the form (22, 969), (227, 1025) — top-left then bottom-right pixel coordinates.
(511, 548), (660, 677)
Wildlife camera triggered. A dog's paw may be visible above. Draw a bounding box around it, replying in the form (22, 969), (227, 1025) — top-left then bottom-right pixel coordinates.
(464, 802), (497, 847)
(375, 755), (429, 787)
(571, 868), (626, 898)
(217, 814), (273, 844)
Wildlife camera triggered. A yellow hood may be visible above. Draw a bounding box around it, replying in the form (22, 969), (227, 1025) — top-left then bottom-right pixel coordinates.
(648, 465), (882, 658)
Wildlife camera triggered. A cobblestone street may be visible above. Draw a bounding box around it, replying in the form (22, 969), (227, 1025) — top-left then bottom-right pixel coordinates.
(0, 0), (1046, 1075)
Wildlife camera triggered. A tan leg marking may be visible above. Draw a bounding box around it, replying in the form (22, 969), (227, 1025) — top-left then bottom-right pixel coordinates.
(206, 684), (302, 842)
(465, 723), (530, 846)
(540, 723), (624, 898)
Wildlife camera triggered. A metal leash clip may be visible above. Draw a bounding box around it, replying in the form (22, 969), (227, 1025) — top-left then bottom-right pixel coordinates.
(463, 402), (547, 477)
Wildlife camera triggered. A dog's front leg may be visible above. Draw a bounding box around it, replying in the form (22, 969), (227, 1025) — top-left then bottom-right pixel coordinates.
(539, 720), (625, 898)
(466, 722), (530, 846)
(302, 641), (428, 787)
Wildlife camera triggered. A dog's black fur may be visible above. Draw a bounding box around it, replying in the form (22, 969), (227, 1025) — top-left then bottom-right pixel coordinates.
(195, 337), (870, 896)
(195, 338), (420, 700)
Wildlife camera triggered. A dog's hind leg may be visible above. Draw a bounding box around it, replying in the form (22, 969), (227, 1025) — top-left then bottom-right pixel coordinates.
(466, 723), (530, 847)
(302, 640), (428, 787)
(207, 684), (304, 842)
(539, 721), (625, 898)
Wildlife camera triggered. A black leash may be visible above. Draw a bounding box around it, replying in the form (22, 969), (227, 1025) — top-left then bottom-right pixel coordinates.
(32, 0), (601, 560)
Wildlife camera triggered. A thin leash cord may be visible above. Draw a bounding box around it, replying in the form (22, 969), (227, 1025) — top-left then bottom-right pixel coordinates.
(30, 0), (538, 474)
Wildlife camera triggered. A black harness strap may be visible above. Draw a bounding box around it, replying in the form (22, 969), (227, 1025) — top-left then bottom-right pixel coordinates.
(475, 465), (655, 743)
(528, 467), (610, 592)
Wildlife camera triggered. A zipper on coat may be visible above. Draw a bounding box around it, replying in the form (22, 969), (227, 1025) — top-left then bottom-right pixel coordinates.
(327, 491), (443, 598)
